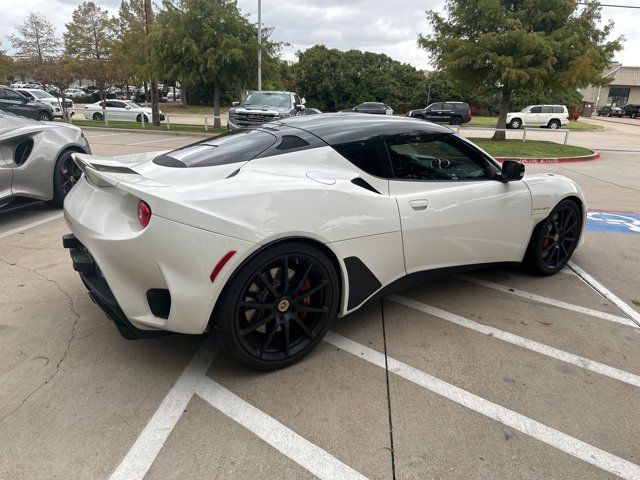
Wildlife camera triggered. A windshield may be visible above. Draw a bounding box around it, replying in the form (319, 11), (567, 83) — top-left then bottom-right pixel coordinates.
(125, 101), (141, 108)
(242, 92), (291, 108)
(30, 90), (55, 99)
(521, 106), (533, 112)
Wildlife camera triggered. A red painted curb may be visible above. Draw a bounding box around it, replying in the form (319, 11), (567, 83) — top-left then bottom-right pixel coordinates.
(494, 153), (600, 164)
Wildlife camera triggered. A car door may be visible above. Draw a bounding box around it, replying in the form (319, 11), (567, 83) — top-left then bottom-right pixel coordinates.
(425, 103), (445, 122)
(387, 133), (532, 273)
(524, 106), (542, 126)
(0, 143), (13, 204)
(0, 88), (35, 119)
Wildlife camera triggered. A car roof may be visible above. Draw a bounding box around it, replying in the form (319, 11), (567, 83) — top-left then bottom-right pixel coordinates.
(271, 113), (451, 145)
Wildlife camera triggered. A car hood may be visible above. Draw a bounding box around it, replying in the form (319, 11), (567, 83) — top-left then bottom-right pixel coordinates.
(234, 104), (291, 114)
(0, 112), (80, 136)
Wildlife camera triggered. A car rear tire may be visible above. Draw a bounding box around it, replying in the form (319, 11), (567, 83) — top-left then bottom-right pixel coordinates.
(212, 242), (340, 370)
(38, 111), (52, 122)
(450, 116), (463, 125)
(49, 150), (82, 207)
(523, 199), (581, 276)
(547, 120), (560, 129)
(93, 112), (103, 121)
(508, 118), (522, 129)
(632, 113), (637, 119)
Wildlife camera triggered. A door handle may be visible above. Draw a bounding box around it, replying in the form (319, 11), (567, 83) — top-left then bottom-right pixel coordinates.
(409, 199), (429, 210)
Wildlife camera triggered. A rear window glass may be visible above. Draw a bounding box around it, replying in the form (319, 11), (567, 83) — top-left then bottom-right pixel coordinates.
(154, 129), (277, 168)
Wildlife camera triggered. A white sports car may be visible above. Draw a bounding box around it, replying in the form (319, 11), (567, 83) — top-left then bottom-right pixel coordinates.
(62, 114), (586, 369)
(83, 100), (164, 123)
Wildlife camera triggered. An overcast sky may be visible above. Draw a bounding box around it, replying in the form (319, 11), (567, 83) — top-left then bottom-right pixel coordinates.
(1, 0), (639, 70)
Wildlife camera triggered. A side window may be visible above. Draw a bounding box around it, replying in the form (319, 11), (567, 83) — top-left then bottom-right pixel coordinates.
(105, 101), (116, 108)
(432, 103), (444, 110)
(4, 89), (24, 101)
(113, 101), (127, 108)
(443, 103), (454, 110)
(530, 106), (542, 113)
(386, 134), (488, 181)
(552, 106), (564, 113)
(333, 140), (393, 178)
(541, 106), (553, 114)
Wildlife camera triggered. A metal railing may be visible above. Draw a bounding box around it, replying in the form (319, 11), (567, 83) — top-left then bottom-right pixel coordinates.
(453, 125), (571, 145)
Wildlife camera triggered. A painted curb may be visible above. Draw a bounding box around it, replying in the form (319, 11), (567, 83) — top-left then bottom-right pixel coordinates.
(494, 152), (599, 164)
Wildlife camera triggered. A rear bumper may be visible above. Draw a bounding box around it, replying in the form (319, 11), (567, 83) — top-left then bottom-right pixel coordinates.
(63, 234), (167, 339)
(63, 176), (257, 335)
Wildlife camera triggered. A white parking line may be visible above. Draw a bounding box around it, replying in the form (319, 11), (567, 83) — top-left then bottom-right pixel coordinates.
(325, 331), (640, 480)
(108, 338), (218, 480)
(127, 137), (189, 146)
(196, 377), (368, 480)
(388, 294), (640, 389)
(0, 212), (63, 240)
(456, 274), (637, 328)
(569, 261), (640, 327)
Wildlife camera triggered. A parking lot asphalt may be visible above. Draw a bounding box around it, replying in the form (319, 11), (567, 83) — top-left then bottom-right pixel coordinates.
(1, 128), (639, 480)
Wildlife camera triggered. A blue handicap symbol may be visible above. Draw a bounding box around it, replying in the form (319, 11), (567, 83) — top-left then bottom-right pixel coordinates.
(586, 211), (640, 235)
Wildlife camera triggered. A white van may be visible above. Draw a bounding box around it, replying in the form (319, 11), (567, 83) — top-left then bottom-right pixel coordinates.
(506, 105), (569, 129)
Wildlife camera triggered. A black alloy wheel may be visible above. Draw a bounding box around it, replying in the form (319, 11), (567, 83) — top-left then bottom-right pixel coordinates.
(524, 200), (581, 275)
(213, 243), (339, 369)
(50, 150), (82, 207)
(38, 111), (52, 121)
(93, 112), (103, 121)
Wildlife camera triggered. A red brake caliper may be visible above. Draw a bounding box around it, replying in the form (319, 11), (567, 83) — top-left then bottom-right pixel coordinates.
(542, 224), (551, 249)
(299, 278), (311, 319)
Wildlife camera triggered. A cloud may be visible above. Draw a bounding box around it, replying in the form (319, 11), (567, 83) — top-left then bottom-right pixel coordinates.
(1, 0), (639, 71)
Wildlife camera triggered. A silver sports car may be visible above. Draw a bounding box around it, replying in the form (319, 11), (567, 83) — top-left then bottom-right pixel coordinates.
(0, 111), (91, 208)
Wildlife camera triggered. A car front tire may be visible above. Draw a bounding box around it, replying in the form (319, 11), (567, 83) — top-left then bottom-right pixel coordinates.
(93, 112), (103, 121)
(38, 111), (52, 122)
(523, 199), (581, 276)
(212, 242), (340, 370)
(508, 118), (522, 129)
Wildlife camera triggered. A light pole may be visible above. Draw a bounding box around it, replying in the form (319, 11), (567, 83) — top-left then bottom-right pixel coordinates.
(258, 0), (262, 90)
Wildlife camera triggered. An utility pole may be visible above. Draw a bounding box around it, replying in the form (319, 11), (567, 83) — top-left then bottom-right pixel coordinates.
(258, 0), (262, 90)
(144, 0), (160, 126)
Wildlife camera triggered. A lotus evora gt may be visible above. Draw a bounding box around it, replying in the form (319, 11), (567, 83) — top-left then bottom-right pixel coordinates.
(62, 114), (586, 369)
(1, 112), (91, 209)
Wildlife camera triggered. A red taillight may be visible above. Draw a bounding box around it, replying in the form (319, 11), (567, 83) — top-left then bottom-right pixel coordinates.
(468, 109), (472, 117)
(137, 200), (152, 228)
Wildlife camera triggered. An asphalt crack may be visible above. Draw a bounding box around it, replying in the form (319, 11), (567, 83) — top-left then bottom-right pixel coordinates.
(0, 257), (80, 423)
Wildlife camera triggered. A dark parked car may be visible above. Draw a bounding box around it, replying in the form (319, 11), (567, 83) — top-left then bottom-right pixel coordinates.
(622, 104), (640, 119)
(341, 102), (393, 115)
(407, 102), (471, 125)
(0, 87), (54, 121)
(597, 106), (624, 117)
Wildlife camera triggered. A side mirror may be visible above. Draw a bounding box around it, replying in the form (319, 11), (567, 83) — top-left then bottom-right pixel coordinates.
(301, 97), (306, 105)
(295, 104), (305, 111)
(232, 101), (240, 107)
(499, 160), (525, 182)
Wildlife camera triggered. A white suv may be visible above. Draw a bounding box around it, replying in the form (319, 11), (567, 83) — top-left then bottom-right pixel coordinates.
(16, 88), (75, 119)
(506, 105), (569, 129)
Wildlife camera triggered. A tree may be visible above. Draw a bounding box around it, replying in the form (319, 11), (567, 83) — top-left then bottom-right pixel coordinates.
(33, 58), (78, 122)
(64, 2), (119, 125)
(292, 45), (424, 112)
(9, 12), (61, 64)
(419, 0), (622, 139)
(0, 51), (13, 84)
(113, 0), (161, 125)
(152, 0), (279, 126)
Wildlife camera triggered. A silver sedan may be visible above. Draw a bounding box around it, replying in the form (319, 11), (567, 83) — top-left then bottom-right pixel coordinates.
(0, 112), (91, 209)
